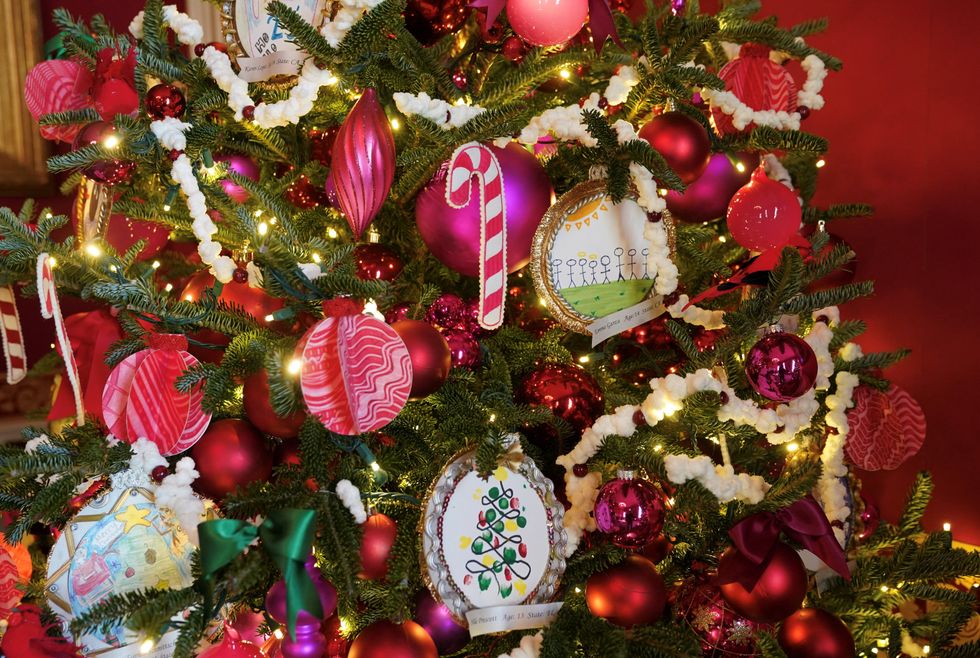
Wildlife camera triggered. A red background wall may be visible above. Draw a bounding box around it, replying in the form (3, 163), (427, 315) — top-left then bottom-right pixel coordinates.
(9, 2), (979, 542)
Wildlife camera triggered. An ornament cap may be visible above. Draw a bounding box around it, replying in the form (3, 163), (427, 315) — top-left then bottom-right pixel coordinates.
(617, 469), (635, 480)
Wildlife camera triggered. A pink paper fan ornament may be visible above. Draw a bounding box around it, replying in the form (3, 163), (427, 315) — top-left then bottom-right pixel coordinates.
(299, 312), (412, 435)
(845, 384), (926, 471)
(711, 43), (797, 136)
(102, 333), (212, 455)
(24, 60), (93, 143)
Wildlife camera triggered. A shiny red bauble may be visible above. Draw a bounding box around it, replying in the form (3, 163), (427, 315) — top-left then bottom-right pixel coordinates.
(505, 0), (589, 47)
(197, 626), (265, 658)
(404, 0), (471, 45)
(777, 608), (855, 658)
(349, 620), (438, 658)
(586, 555), (667, 627)
(359, 513), (398, 580)
(726, 165), (801, 252)
(354, 243), (404, 281)
(242, 369), (305, 438)
(744, 331), (818, 402)
(674, 582), (769, 656)
(639, 111), (712, 184)
(666, 152), (756, 223)
(191, 419), (273, 500)
(717, 543), (808, 624)
(145, 83), (187, 120)
(593, 475), (666, 549)
(391, 320), (452, 399)
(73, 121), (136, 185)
(518, 363), (604, 433)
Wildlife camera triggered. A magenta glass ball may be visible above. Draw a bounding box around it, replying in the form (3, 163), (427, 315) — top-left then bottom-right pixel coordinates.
(265, 557), (338, 625)
(426, 293), (466, 328)
(415, 143), (553, 277)
(505, 0), (589, 46)
(745, 331), (818, 402)
(666, 152), (756, 223)
(216, 153), (260, 203)
(593, 476), (666, 549)
(413, 590), (469, 655)
(444, 329), (480, 369)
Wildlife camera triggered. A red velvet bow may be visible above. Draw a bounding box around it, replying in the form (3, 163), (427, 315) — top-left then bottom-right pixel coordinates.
(471, 0), (622, 54)
(91, 47), (139, 120)
(722, 497), (850, 589)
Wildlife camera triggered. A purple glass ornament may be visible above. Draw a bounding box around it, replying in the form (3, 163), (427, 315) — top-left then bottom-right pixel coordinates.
(593, 472), (666, 549)
(670, 0), (685, 15)
(665, 152), (755, 223)
(426, 293), (466, 328)
(444, 329), (480, 369)
(415, 142), (553, 277)
(216, 153), (260, 203)
(330, 88), (396, 239)
(265, 556), (338, 626)
(744, 330), (818, 402)
(413, 590), (470, 655)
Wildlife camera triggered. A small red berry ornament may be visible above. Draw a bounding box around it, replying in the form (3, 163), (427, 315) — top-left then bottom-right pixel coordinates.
(717, 542), (808, 624)
(638, 111), (712, 183)
(726, 165), (801, 252)
(586, 555), (667, 627)
(145, 83), (186, 119)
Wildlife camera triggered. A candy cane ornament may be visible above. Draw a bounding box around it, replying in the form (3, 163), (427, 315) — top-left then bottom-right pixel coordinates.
(444, 142), (507, 330)
(36, 254), (84, 426)
(0, 286), (27, 385)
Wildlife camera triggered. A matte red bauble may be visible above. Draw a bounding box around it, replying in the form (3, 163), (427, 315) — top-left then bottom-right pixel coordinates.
(354, 243), (404, 281)
(674, 582), (768, 656)
(73, 121), (136, 185)
(586, 555), (667, 627)
(349, 620), (438, 658)
(778, 608), (855, 658)
(639, 111), (712, 184)
(666, 152), (756, 223)
(593, 474), (666, 549)
(359, 513), (398, 580)
(404, 0), (471, 45)
(391, 320), (452, 399)
(717, 543), (807, 624)
(744, 330), (818, 402)
(243, 369), (305, 438)
(726, 165), (801, 252)
(191, 419), (273, 500)
(518, 363), (604, 433)
(145, 83), (186, 120)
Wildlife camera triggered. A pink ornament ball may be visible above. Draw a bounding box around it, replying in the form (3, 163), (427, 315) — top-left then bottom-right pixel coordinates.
(666, 152), (756, 223)
(594, 475), (666, 549)
(745, 331), (817, 402)
(216, 153), (260, 203)
(444, 329), (480, 369)
(726, 165), (801, 252)
(198, 626), (265, 658)
(505, 0), (589, 46)
(415, 143), (553, 278)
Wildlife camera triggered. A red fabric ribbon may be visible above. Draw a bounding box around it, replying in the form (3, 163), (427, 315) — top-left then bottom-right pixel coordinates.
(91, 47), (139, 120)
(48, 310), (123, 425)
(470, 0), (622, 54)
(722, 497), (850, 590)
(0, 605), (84, 658)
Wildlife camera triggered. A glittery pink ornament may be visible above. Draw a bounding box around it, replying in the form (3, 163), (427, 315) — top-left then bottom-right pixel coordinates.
(385, 303), (412, 324)
(330, 88), (396, 239)
(674, 582), (769, 656)
(216, 153), (260, 203)
(594, 472), (666, 549)
(425, 293), (466, 328)
(726, 165), (801, 252)
(444, 329), (480, 369)
(744, 330), (817, 402)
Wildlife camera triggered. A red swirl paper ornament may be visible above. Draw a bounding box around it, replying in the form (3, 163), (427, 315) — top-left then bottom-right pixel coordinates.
(845, 384), (926, 471)
(102, 334), (212, 455)
(0, 539), (31, 622)
(300, 314), (412, 435)
(24, 60), (93, 143)
(330, 89), (396, 239)
(712, 44), (797, 136)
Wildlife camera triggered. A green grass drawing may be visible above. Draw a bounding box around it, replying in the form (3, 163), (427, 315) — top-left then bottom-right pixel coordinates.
(559, 279), (654, 318)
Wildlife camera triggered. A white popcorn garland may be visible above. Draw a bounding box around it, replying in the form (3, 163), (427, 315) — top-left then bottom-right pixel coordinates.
(664, 455), (770, 504)
(320, 0), (385, 47)
(665, 293), (726, 330)
(128, 438), (207, 545)
(336, 479), (367, 524)
(497, 631), (543, 658)
(392, 92), (487, 130)
(129, 6), (203, 45)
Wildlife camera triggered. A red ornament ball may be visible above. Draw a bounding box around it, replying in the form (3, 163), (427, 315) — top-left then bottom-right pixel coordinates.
(349, 620), (438, 658)
(444, 329), (481, 369)
(391, 320), (452, 399)
(243, 369), (306, 438)
(586, 555), (667, 627)
(744, 330), (818, 402)
(150, 465), (169, 483)
(145, 83), (186, 120)
(518, 363), (604, 433)
(404, 0), (471, 46)
(726, 165), (801, 252)
(190, 419), (273, 500)
(198, 626), (265, 658)
(717, 542), (808, 624)
(674, 582), (768, 656)
(505, 0), (589, 46)
(593, 475), (666, 549)
(501, 36), (527, 63)
(777, 608), (855, 658)
(360, 513), (398, 580)
(354, 243), (404, 281)
(73, 121), (136, 185)
(638, 111), (712, 184)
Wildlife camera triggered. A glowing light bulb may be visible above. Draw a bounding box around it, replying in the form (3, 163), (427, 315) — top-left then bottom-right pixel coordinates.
(326, 75), (339, 85)
(287, 358), (303, 375)
(559, 68), (571, 80)
(880, 585), (890, 593)
(151, 260), (161, 269)
(735, 161), (746, 173)
(257, 222), (269, 236)
(816, 159), (827, 168)
(390, 118), (401, 130)
(370, 461), (381, 472)
(48, 257), (57, 267)
(254, 209), (263, 217)
(163, 204), (171, 212)
(943, 522), (952, 532)
(718, 236), (727, 243)
(264, 314), (275, 322)
(786, 442), (799, 453)
(139, 639), (156, 654)
(45, 212), (53, 219)
(311, 252), (322, 263)
(164, 283), (174, 292)
(654, 444), (662, 452)
(84, 242), (102, 257)
(103, 134), (121, 149)
(109, 265), (117, 272)
(273, 628), (285, 640)
(578, 355), (590, 363)
(327, 227), (339, 239)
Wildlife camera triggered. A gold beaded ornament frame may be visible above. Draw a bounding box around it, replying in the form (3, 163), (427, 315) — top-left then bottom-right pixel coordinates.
(530, 179), (676, 335)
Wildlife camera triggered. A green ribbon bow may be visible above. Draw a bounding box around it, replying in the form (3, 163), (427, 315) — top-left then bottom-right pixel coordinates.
(198, 509), (322, 639)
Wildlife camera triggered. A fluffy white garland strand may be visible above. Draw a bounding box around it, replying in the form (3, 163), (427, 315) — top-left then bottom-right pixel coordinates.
(129, 6), (203, 45)
(392, 92), (487, 130)
(665, 293), (726, 330)
(320, 0), (385, 47)
(497, 631), (543, 658)
(336, 479), (367, 524)
(129, 438), (207, 546)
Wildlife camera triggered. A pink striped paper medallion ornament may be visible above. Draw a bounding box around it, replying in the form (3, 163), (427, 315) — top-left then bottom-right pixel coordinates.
(0, 539), (31, 622)
(711, 43), (797, 136)
(444, 142), (507, 330)
(329, 88), (396, 239)
(845, 384), (926, 471)
(101, 333), (211, 455)
(24, 60), (94, 143)
(300, 314), (412, 435)
(0, 286), (26, 385)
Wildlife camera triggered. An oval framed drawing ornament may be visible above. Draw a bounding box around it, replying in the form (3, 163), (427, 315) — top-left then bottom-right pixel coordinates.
(221, 0), (328, 83)
(420, 443), (566, 630)
(531, 179), (676, 334)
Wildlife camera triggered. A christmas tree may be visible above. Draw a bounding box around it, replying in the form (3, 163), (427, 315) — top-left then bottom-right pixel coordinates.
(0, 0), (977, 656)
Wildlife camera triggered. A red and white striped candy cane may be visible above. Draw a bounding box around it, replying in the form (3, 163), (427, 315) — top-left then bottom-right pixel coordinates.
(445, 142), (507, 330)
(36, 254), (84, 426)
(0, 285), (26, 385)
